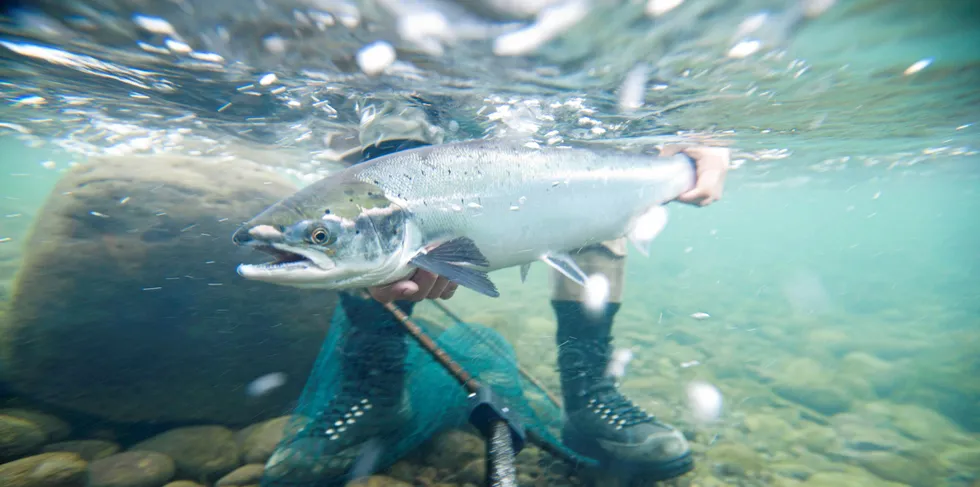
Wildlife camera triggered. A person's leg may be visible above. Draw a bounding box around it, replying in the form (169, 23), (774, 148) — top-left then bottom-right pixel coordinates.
(551, 239), (692, 478)
(307, 97), (443, 475)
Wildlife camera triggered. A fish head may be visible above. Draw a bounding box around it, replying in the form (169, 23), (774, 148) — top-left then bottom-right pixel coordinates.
(232, 176), (411, 289)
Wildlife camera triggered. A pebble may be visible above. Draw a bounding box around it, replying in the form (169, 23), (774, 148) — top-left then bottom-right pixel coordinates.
(346, 476), (412, 487)
(234, 416), (291, 464)
(0, 415), (46, 460)
(215, 464), (264, 487)
(690, 312), (711, 320)
(42, 440), (120, 461)
(423, 430), (485, 469)
(88, 451), (175, 487)
(130, 426), (240, 482)
(0, 452), (88, 487)
(0, 409), (71, 443)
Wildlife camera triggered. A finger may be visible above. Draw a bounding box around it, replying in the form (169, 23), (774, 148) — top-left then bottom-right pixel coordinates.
(425, 276), (450, 300)
(659, 144), (688, 157)
(695, 168), (725, 200)
(676, 187), (708, 205)
(440, 282), (458, 300)
(369, 279), (419, 303)
(409, 269), (440, 302)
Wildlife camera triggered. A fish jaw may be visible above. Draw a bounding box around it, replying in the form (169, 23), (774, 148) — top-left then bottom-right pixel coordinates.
(235, 242), (339, 288)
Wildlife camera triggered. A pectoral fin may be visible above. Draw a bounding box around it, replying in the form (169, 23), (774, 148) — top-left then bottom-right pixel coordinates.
(541, 252), (588, 286)
(519, 263), (531, 283)
(410, 237), (499, 298)
(627, 206), (669, 257)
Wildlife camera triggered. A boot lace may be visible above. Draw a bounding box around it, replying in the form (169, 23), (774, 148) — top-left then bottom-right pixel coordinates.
(587, 379), (653, 428)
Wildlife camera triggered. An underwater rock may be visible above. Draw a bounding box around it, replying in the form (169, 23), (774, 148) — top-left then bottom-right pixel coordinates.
(742, 413), (794, 448)
(772, 381), (853, 416)
(770, 462), (815, 482)
(804, 329), (851, 355)
(837, 352), (899, 396)
(873, 401), (972, 444)
(234, 416), (292, 464)
(769, 358), (853, 415)
(940, 446), (980, 478)
(346, 475), (413, 487)
(163, 482), (205, 487)
(42, 439), (120, 461)
(0, 414), (47, 460)
(831, 412), (914, 454)
(801, 470), (907, 487)
(215, 464), (264, 487)
(0, 155), (335, 424)
(853, 449), (946, 487)
(705, 442), (764, 478)
(665, 329), (702, 346)
(0, 452), (88, 487)
(88, 451), (175, 487)
(130, 426), (240, 482)
(423, 429), (485, 470)
(0, 409), (71, 443)
(793, 423), (838, 455)
(455, 459), (487, 484)
(383, 460), (417, 484)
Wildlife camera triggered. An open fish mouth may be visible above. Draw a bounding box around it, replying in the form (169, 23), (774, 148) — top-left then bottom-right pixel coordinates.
(236, 242), (337, 285)
(247, 244), (313, 270)
(232, 225), (326, 274)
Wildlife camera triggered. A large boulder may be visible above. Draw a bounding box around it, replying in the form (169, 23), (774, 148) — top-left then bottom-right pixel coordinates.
(0, 155), (334, 424)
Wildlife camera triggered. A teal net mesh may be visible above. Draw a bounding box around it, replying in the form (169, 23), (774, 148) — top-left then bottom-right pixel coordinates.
(260, 294), (596, 487)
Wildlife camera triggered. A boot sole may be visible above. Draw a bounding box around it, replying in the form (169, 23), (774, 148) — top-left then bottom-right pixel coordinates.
(563, 429), (695, 481)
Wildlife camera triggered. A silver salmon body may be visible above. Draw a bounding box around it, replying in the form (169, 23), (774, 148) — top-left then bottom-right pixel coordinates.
(232, 140), (696, 297)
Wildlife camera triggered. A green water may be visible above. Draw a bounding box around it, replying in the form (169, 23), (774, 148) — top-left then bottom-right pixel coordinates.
(1, 0), (979, 485)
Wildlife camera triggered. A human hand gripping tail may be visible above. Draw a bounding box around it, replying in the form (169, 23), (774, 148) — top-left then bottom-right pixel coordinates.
(661, 144), (730, 207)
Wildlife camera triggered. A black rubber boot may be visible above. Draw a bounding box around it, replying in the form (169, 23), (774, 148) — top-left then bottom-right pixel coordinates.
(553, 300), (693, 480)
(331, 292), (415, 439)
(264, 135), (432, 484)
(263, 295), (416, 484)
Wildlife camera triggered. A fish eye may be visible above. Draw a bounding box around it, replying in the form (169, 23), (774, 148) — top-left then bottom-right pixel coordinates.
(310, 227), (332, 245)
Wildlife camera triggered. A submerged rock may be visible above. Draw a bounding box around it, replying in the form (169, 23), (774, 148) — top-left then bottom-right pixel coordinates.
(215, 464), (264, 487)
(769, 358), (854, 415)
(346, 475), (413, 487)
(42, 439), (120, 461)
(423, 430), (485, 469)
(940, 445), (980, 475)
(130, 425), (240, 482)
(88, 451), (175, 487)
(234, 416), (293, 464)
(801, 470), (907, 487)
(0, 452), (88, 487)
(0, 155), (335, 424)
(838, 352), (899, 396)
(853, 449), (947, 487)
(0, 409), (71, 443)
(706, 442), (765, 478)
(0, 414), (46, 460)
(163, 482), (205, 487)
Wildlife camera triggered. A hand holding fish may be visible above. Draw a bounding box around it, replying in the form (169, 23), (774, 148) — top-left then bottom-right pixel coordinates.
(368, 269), (458, 303)
(663, 145), (730, 206)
